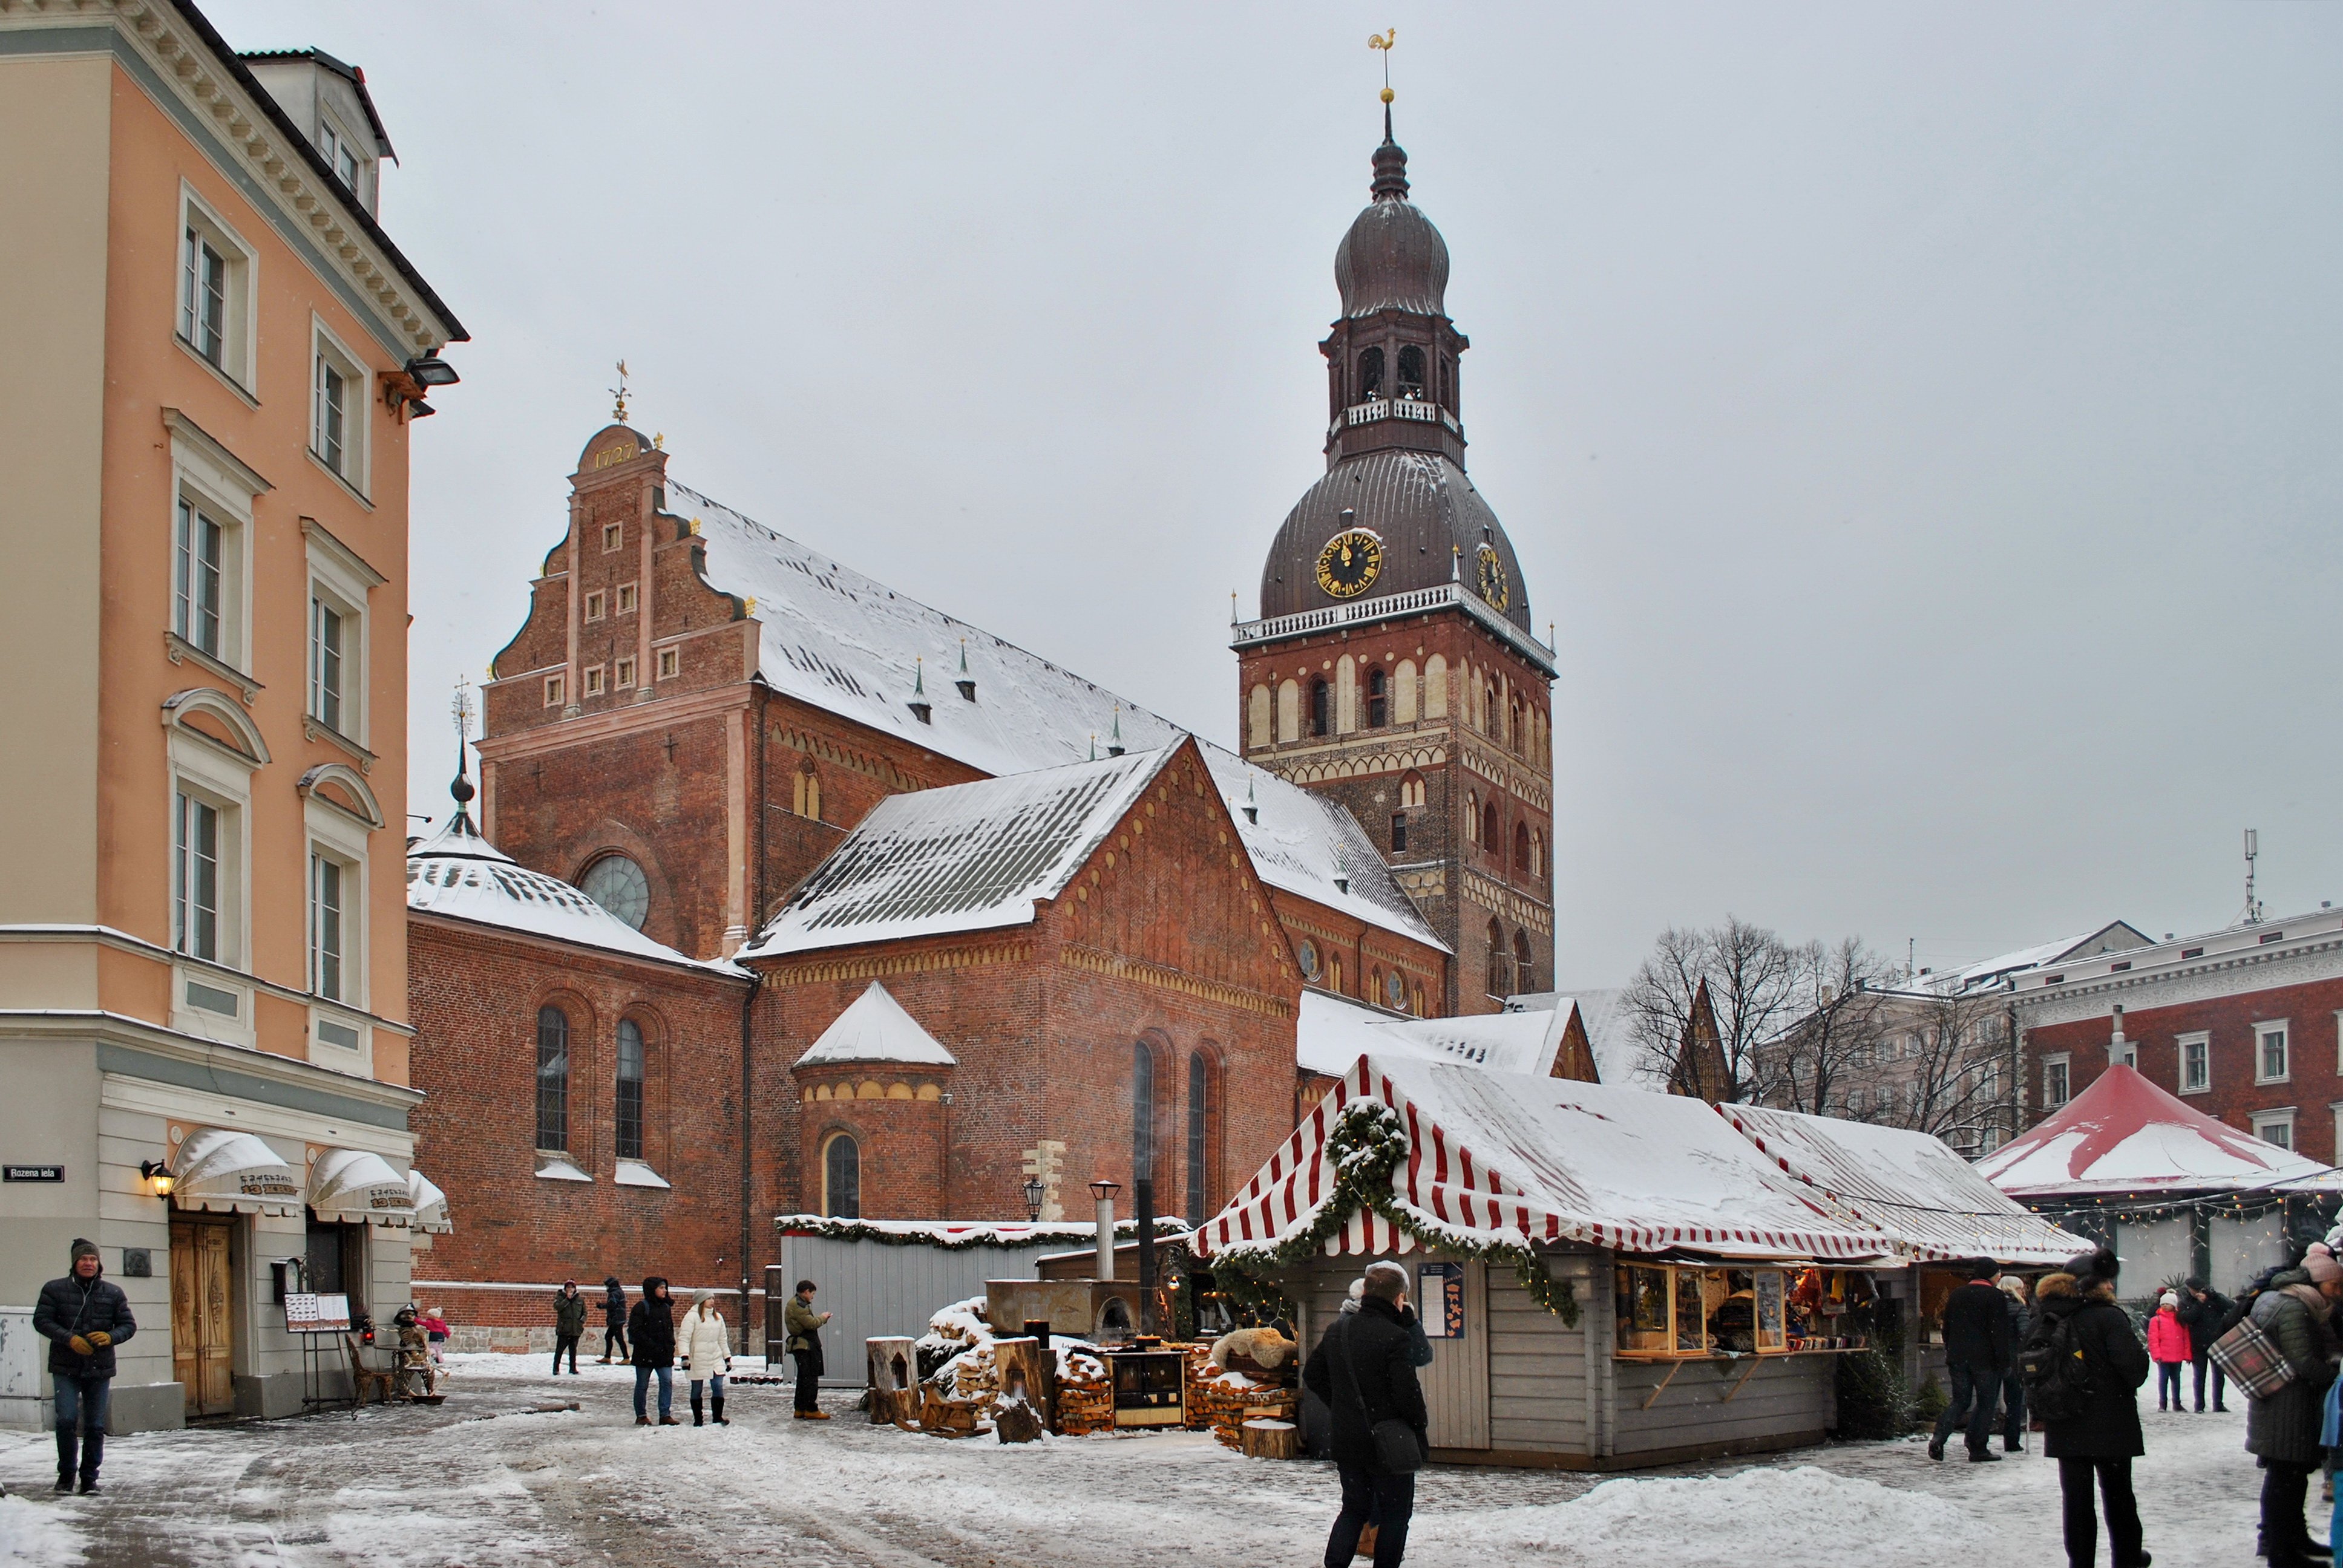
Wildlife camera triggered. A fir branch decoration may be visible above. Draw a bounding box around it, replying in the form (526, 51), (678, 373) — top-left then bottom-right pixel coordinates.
(773, 1215), (1188, 1252)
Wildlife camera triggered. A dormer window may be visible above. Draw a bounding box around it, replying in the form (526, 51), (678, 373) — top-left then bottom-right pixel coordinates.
(317, 119), (363, 197)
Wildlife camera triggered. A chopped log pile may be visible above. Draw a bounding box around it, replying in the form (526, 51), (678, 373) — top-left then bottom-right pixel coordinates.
(902, 1296), (1116, 1439)
(1193, 1369), (1300, 1449)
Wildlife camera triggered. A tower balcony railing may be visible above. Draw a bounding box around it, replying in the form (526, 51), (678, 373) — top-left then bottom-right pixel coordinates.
(1339, 396), (1461, 434)
(1231, 580), (1557, 674)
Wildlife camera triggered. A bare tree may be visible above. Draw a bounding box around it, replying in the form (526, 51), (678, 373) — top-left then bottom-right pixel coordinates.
(1892, 985), (2013, 1150)
(1762, 939), (1899, 1116)
(1627, 916), (1806, 1103)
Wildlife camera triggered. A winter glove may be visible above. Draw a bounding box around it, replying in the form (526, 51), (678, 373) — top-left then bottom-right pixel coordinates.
(87, 1331), (111, 1348)
(68, 1335), (94, 1357)
(680, 1356), (690, 1372)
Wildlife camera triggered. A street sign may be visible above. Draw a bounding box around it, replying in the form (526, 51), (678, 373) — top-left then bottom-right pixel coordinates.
(2, 1166), (64, 1182)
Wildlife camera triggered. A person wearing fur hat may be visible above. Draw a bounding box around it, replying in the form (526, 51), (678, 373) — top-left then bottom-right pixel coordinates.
(2146, 1290), (2190, 1412)
(679, 1289), (732, 1426)
(31, 1238), (136, 1494)
(2025, 1248), (2151, 1568)
(2246, 1241), (2343, 1567)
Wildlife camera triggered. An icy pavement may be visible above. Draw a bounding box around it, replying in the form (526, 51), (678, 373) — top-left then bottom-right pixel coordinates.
(0, 1355), (2298, 1566)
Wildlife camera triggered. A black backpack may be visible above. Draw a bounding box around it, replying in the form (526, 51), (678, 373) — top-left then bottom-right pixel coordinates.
(2018, 1309), (2092, 1422)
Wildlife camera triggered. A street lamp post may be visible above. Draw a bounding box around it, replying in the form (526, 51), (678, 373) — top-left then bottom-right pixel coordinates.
(1022, 1176), (1046, 1223)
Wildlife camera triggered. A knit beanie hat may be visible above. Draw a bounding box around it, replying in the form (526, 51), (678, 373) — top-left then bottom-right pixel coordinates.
(690, 1289), (715, 1312)
(2305, 1243), (2343, 1286)
(2159, 1290), (2178, 1308)
(70, 1238), (99, 1262)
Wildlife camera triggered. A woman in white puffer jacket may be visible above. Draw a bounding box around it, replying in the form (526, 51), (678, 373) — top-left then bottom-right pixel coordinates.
(679, 1290), (732, 1426)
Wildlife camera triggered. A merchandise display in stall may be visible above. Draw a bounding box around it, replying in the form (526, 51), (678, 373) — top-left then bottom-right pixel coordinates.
(1613, 1264), (1863, 1360)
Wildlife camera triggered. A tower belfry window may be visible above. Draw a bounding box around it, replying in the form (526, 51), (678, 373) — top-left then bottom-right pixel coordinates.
(1397, 345), (1426, 400)
(1358, 347), (1384, 402)
(1309, 679), (1331, 739)
(1366, 668), (1388, 728)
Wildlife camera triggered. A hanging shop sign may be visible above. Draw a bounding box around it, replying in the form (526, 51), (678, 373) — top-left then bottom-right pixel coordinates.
(1418, 1263), (1466, 1339)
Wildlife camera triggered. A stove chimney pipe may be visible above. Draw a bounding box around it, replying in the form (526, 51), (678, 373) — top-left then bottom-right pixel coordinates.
(1089, 1178), (1120, 1282)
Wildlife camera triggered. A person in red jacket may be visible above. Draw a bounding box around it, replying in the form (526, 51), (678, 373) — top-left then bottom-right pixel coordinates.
(2146, 1289), (2191, 1411)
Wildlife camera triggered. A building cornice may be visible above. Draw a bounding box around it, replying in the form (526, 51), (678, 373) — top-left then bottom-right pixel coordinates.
(2015, 934), (2343, 1030)
(1232, 581), (1558, 679)
(0, 923), (415, 1035)
(0, 1), (463, 356)
(0, 1007), (424, 1122)
(405, 910), (751, 985)
(473, 681), (754, 763)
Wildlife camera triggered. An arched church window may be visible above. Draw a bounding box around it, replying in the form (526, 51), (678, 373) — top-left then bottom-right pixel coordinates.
(1277, 679), (1301, 743)
(1398, 771), (1426, 809)
(1132, 1041), (1156, 1184)
(580, 854), (650, 930)
(1394, 660), (1417, 722)
(1297, 938), (1322, 981)
(1464, 792), (1478, 843)
(1531, 829), (1545, 879)
(1385, 969), (1408, 1010)
(1423, 655), (1447, 719)
(1509, 694), (1523, 752)
(1514, 822), (1532, 876)
(1397, 345), (1426, 400)
(1365, 668), (1388, 727)
(793, 765), (823, 823)
(1513, 930), (1536, 995)
(1358, 346), (1384, 402)
(615, 1018), (646, 1161)
(1487, 920), (1510, 999)
(1187, 1050), (1214, 1223)
(535, 1005), (569, 1152)
(1247, 685), (1272, 749)
(1309, 679), (1331, 739)
(1482, 799), (1500, 855)
(822, 1132), (860, 1218)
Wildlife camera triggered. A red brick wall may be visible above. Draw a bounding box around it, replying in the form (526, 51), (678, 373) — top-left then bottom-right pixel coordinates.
(2024, 977), (2343, 1160)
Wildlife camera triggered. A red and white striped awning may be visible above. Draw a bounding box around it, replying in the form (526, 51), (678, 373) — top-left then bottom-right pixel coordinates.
(1191, 1055), (1892, 1263)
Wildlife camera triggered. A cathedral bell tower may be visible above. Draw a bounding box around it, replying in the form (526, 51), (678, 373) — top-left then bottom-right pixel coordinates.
(1234, 112), (1558, 1017)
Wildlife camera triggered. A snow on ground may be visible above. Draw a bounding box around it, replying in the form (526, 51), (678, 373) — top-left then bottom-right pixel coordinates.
(0, 1354), (2299, 1567)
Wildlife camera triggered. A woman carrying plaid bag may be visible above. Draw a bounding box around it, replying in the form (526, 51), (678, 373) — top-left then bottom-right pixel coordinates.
(2246, 1243), (2343, 1568)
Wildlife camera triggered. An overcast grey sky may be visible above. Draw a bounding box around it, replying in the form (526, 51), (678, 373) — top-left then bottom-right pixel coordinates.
(209, 1), (2343, 985)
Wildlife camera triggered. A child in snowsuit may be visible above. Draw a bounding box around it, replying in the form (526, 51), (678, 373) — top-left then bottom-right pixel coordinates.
(2147, 1289), (2191, 1412)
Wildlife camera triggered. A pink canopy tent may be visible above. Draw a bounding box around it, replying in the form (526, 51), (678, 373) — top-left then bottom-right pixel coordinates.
(1976, 1063), (2342, 1200)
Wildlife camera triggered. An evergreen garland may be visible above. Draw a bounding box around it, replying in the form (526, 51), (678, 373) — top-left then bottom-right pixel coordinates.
(1206, 1100), (1581, 1329)
(773, 1215), (1188, 1252)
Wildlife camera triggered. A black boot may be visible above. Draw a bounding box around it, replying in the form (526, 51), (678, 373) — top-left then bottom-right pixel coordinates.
(712, 1395), (728, 1426)
(691, 1387), (704, 1427)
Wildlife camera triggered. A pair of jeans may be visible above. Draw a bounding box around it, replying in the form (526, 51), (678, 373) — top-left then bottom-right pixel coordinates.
(1932, 1360), (2004, 1454)
(632, 1364), (672, 1419)
(1997, 1362), (2026, 1445)
(2155, 1361), (2184, 1408)
(1325, 1462), (1414, 1567)
(2194, 1353), (2227, 1410)
(793, 1349), (822, 1413)
(2264, 1459), (2319, 1560)
(552, 1333), (580, 1374)
(53, 1375), (109, 1482)
(2059, 1456), (2144, 1568)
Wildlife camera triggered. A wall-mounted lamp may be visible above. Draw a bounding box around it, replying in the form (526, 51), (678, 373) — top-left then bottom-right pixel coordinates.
(1022, 1177), (1046, 1223)
(139, 1160), (175, 1199)
(402, 355), (461, 388)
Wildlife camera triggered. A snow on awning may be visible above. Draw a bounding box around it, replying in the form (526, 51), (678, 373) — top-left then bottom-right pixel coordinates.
(308, 1148), (417, 1227)
(1191, 1054), (1892, 1264)
(171, 1128), (301, 1217)
(1976, 1063), (2341, 1198)
(407, 1168), (453, 1234)
(1719, 1102), (2089, 1266)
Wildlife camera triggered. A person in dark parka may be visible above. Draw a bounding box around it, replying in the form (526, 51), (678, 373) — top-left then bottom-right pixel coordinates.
(598, 1276), (628, 1364)
(2175, 1276), (2235, 1413)
(1930, 1258), (2015, 1462)
(552, 1279), (587, 1375)
(1303, 1261), (1429, 1568)
(31, 1238), (136, 1494)
(2027, 1250), (2151, 1568)
(2246, 1244), (2343, 1568)
(627, 1276), (678, 1426)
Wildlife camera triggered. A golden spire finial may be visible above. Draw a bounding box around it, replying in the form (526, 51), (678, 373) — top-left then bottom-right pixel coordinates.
(1369, 27), (1396, 104)
(653, 432), (665, 450)
(610, 359), (631, 425)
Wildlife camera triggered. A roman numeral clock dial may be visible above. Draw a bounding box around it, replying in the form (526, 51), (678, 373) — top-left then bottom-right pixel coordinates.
(1315, 528), (1384, 599)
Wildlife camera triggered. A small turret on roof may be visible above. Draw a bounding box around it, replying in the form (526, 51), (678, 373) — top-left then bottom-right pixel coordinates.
(794, 983), (957, 1070)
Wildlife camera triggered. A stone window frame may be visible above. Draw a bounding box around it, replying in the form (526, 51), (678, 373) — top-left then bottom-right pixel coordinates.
(2177, 1030), (2213, 1096)
(2255, 1019), (2292, 1086)
(2042, 1051), (2071, 1109)
(176, 181), (260, 396)
(2252, 1107), (2297, 1151)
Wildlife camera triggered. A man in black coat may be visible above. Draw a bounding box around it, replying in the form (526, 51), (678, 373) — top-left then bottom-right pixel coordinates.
(2028, 1250), (2151, 1568)
(1929, 1258), (2014, 1462)
(31, 1238), (137, 1493)
(628, 1276), (678, 1426)
(1303, 1261), (1429, 1568)
(2174, 1276), (2233, 1413)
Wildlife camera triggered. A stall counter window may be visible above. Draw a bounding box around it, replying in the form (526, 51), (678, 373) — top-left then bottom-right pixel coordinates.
(1615, 1263), (1865, 1359)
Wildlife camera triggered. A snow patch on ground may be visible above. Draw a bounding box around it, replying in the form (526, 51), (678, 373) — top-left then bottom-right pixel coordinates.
(0, 1494), (83, 1566)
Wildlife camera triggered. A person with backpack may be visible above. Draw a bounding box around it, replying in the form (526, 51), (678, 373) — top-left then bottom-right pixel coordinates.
(1303, 1261), (1428, 1568)
(2244, 1243), (2343, 1567)
(2022, 1247), (2151, 1568)
(2176, 1276), (2235, 1413)
(1929, 1258), (2014, 1463)
(2146, 1291), (2191, 1412)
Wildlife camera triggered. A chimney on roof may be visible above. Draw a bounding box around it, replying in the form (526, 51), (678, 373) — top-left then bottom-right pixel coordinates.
(955, 640), (975, 702)
(2110, 1005), (2125, 1051)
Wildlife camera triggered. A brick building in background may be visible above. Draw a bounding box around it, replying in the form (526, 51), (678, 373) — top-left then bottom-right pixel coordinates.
(2016, 908), (2343, 1163)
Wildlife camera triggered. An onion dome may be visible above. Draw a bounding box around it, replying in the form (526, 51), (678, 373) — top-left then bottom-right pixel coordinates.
(1256, 450), (1530, 631)
(1333, 111), (1450, 318)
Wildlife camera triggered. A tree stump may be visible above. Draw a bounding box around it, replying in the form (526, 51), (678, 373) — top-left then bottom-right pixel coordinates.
(991, 1336), (1056, 1431)
(995, 1398), (1046, 1444)
(1239, 1418), (1299, 1460)
(867, 1337), (917, 1425)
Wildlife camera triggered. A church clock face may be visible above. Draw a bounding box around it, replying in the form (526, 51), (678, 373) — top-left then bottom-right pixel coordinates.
(1475, 546), (1510, 612)
(1316, 529), (1384, 599)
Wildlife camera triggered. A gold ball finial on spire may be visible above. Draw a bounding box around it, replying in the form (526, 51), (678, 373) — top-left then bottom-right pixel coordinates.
(1381, 87), (1395, 104)
(1369, 27), (1397, 108)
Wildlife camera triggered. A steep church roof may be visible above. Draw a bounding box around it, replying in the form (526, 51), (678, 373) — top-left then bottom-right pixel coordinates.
(1201, 746), (1444, 950)
(794, 982), (958, 1069)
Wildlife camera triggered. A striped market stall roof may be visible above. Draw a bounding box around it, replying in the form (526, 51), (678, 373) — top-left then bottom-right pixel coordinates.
(1976, 1062), (2342, 1198)
(1191, 1055), (1893, 1264)
(1719, 1102), (2088, 1266)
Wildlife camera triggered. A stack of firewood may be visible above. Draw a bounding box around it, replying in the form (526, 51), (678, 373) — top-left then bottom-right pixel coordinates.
(1054, 1350), (1115, 1436)
(1181, 1342), (1216, 1430)
(1196, 1370), (1300, 1449)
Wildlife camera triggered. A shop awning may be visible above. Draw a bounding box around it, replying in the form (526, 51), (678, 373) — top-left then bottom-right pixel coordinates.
(407, 1167), (453, 1234)
(1192, 1054), (1893, 1263)
(307, 1148), (417, 1227)
(171, 1128), (301, 1217)
(1719, 1102), (2089, 1266)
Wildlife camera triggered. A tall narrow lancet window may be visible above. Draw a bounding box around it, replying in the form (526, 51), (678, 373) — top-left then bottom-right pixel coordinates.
(615, 1019), (645, 1161)
(1358, 346), (1384, 402)
(1514, 930), (1536, 995)
(1186, 1053), (1210, 1223)
(823, 1133), (860, 1218)
(1396, 345), (1426, 400)
(1487, 920), (1510, 998)
(535, 1006), (569, 1152)
(1513, 822), (1532, 876)
(1482, 799), (1501, 855)
(1365, 668), (1388, 727)
(1132, 1042), (1156, 1185)
(1309, 679), (1331, 739)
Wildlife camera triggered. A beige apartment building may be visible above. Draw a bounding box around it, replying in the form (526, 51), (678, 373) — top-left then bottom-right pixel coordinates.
(0, 1), (462, 1430)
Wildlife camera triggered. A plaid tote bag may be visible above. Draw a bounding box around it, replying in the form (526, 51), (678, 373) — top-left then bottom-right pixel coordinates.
(2208, 1315), (2295, 1399)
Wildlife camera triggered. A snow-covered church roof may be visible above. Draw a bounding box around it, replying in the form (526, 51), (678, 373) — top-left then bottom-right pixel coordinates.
(407, 791), (744, 975)
(794, 982), (958, 1070)
(1295, 990), (1561, 1078)
(743, 745), (1179, 959)
(1201, 746), (1444, 950)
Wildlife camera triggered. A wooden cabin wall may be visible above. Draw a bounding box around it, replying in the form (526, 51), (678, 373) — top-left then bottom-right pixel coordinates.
(1486, 1252), (1593, 1458)
(1609, 1348), (1833, 1463)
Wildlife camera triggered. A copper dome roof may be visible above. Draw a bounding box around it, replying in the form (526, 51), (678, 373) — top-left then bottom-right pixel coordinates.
(1256, 450), (1530, 632)
(1333, 132), (1449, 318)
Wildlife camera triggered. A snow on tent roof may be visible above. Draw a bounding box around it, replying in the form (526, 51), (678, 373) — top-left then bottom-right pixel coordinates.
(1719, 1102), (2088, 1266)
(1192, 1054), (1890, 1263)
(744, 745), (1175, 958)
(1296, 990), (1559, 1078)
(1200, 744), (1444, 950)
(1976, 1063), (2340, 1198)
(406, 806), (743, 974)
(795, 982), (958, 1069)
(677, 479), (1185, 779)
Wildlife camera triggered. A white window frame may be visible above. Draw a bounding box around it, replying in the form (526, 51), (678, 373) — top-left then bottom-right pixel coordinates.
(165, 412), (261, 682)
(166, 722), (257, 1046)
(176, 184), (258, 394)
(302, 518), (382, 752)
(303, 787), (373, 1071)
(2042, 1052), (2071, 1109)
(615, 655), (637, 690)
(543, 674), (565, 707)
(583, 664), (606, 698)
(2178, 1031), (2212, 1096)
(309, 316), (370, 497)
(2253, 1108), (2296, 1151)
(584, 589), (606, 622)
(603, 523), (624, 552)
(316, 111), (366, 199)
(2256, 1019), (2292, 1086)
(617, 581), (638, 615)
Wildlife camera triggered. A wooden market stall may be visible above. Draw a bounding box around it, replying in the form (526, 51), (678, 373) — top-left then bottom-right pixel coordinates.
(1190, 1053), (2087, 1471)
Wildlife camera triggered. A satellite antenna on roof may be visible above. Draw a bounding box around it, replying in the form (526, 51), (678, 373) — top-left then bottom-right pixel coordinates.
(2243, 828), (2264, 926)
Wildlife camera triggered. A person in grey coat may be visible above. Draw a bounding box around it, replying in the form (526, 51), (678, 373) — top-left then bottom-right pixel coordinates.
(2246, 1244), (2343, 1568)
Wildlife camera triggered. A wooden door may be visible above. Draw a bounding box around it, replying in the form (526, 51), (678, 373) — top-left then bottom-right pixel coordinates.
(1417, 1258), (1490, 1450)
(169, 1218), (234, 1418)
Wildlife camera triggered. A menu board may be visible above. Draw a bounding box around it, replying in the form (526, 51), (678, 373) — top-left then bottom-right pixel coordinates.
(284, 1292), (352, 1333)
(1754, 1270), (1788, 1351)
(1417, 1263), (1466, 1339)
